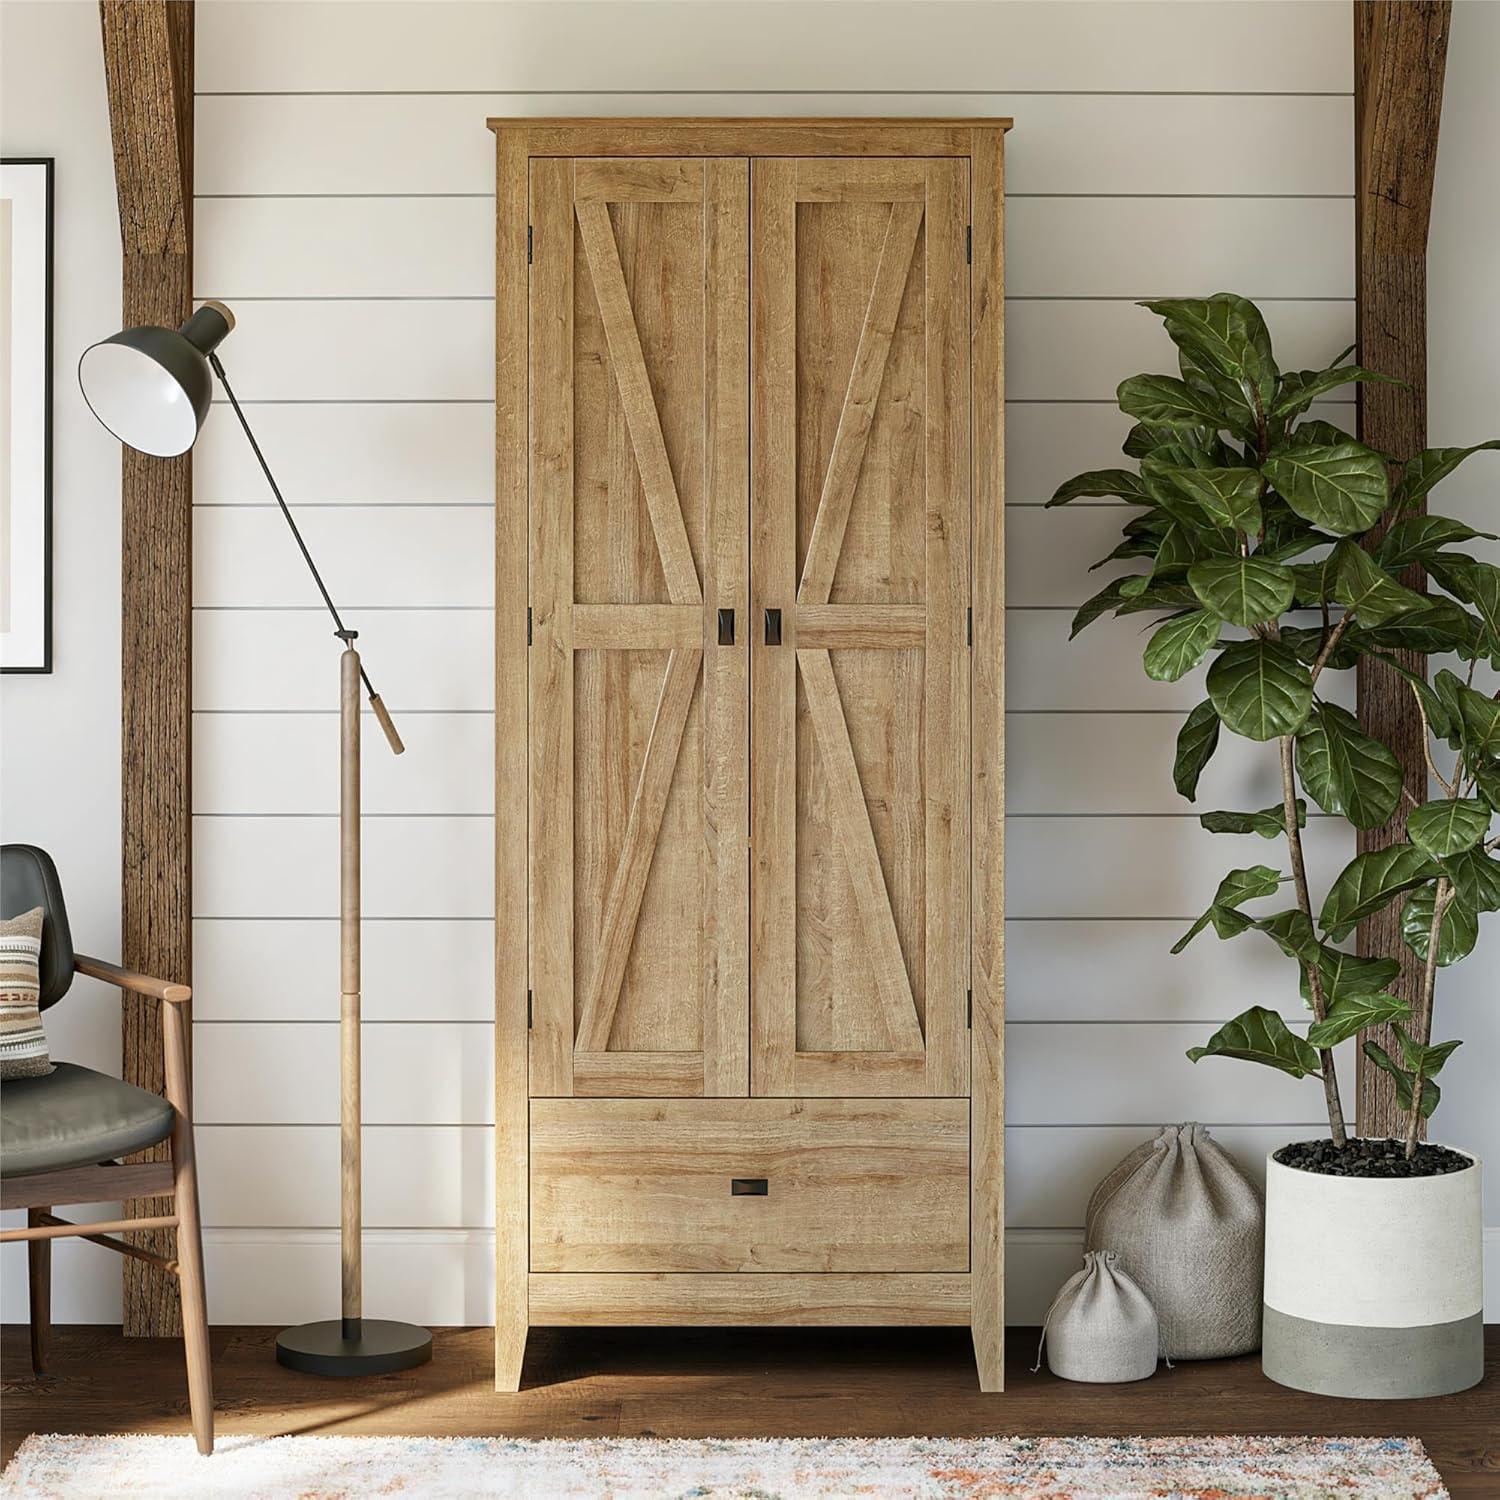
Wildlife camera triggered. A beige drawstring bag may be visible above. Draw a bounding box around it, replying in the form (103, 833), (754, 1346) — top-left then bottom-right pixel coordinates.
(1034, 1249), (1160, 1383)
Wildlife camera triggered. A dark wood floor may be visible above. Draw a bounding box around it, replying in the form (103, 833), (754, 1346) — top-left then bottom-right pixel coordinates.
(3, 1325), (1497, 1493)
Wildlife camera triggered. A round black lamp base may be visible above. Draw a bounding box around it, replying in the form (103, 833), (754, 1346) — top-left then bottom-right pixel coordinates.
(276, 1318), (432, 1377)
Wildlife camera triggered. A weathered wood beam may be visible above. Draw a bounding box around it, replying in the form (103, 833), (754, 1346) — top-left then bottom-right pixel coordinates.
(1353, 0), (1450, 1140)
(99, 0), (194, 1338)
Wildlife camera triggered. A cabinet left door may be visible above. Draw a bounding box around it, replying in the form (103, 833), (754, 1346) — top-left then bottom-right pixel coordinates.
(528, 157), (750, 1099)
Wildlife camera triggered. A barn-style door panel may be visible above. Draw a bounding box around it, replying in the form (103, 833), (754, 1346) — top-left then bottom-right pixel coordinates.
(750, 159), (971, 1099)
(528, 157), (749, 1099)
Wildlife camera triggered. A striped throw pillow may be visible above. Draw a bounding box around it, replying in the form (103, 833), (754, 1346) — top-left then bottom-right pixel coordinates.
(0, 907), (53, 1079)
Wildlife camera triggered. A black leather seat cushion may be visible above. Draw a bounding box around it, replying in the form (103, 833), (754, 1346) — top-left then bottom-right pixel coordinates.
(0, 1062), (174, 1178)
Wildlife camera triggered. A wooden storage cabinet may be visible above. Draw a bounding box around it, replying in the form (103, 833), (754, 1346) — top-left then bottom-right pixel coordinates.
(493, 118), (1007, 1391)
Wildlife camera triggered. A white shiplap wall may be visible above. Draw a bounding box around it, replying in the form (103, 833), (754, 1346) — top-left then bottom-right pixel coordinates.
(185, 0), (1367, 1326)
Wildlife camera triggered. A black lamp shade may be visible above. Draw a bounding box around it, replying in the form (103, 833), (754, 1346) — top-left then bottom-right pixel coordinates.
(79, 301), (235, 457)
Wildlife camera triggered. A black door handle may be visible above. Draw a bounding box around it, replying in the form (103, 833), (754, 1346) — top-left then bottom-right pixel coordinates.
(764, 608), (782, 646)
(731, 1177), (769, 1196)
(717, 607), (735, 646)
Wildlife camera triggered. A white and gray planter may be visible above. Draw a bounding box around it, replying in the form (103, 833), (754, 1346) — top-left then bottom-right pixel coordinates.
(1262, 1146), (1484, 1399)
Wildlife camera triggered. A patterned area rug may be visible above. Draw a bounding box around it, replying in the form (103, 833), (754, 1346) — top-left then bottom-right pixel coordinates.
(0, 1433), (1448, 1499)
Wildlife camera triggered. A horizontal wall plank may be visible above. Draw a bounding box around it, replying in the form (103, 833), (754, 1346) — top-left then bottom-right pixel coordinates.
(194, 1022), (494, 1125)
(194, 402), (494, 506)
(196, 92), (1353, 198)
(198, 1125), (493, 1227)
(197, 299), (1356, 405)
(1005, 814), (1350, 919)
(195, 506), (493, 608)
(1006, 1022), (1355, 1125)
(1007, 299), (1355, 402)
(193, 608), (494, 711)
(193, 918), (494, 1022)
(194, 815), (493, 918)
(1005, 918), (1310, 1024)
(196, 2), (1352, 94)
(1006, 610), (1357, 714)
(1005, 1124), (1298, 1228)
(1008, 712), (1285, 815)
(196, 196), (1352, 301)
(1005, 400), (1352, 508)
(194, 711), (492, 815)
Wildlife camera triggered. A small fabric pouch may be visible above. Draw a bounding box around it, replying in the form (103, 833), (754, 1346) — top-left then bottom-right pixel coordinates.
(1035, 1249), (1160, 1383)
(0, 907), (53, 1079)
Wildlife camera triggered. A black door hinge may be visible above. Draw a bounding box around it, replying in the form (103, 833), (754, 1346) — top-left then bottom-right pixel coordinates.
(527, 225), (533, 264)
(966, 988), (972, 1029)
(527, 989), (533, 1029)
(966, 226), (972, 264)
(527, 606), (533, 646)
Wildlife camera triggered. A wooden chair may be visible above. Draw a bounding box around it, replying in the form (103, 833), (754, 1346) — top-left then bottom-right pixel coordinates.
(1, 844), (213, 1454)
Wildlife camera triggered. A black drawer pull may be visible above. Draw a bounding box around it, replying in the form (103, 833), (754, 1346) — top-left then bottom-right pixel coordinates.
(764, 608), (782, 646)
(717, 607), (735, 646)
(731, 1177), (768, 1196)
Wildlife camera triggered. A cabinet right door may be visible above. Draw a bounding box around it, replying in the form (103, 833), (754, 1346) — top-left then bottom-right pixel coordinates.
(750, 158), (971, 1099)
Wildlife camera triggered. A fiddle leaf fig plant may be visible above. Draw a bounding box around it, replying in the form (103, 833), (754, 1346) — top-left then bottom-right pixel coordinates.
(1052, 293), (1500, 1157)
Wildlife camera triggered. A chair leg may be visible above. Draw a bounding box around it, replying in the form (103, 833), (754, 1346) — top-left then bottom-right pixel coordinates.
(27, 1207), (51, 1375)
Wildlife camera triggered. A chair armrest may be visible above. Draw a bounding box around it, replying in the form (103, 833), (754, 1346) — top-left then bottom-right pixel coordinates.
(74, 954), (192, 1005)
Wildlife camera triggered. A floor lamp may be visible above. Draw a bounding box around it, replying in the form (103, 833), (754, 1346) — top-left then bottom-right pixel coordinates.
(80, 301), (433, 1376)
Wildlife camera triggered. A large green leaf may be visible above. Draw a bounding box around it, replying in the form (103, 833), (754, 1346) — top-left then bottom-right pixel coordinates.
(1200, 800), (1306, 839)
(1144, 610), (1220, 682)
(1289, 554), (1340, 608)
(1401, 884), (1479, 966)
(1294, 701), (1403, 829)
(1172, 865), (1284, 953)
(1271, 364), (1402, 421)
(1394, 1024), (1463, 1079)
(1254, 908), (1322, 963)
(1363, 1040), (1441, 1118)
(1263, 442), (1390, 535)
(1173, 700), (1221, 802)
(1427, 556), (1500, 655)
(1331, 539), (1427, 626)
(1206, 640), (1314, 741)
(1292, 418), (1358, 449)
(1188, 558), (1296, 628)
(1141, 295), (1278, 405)
(1300, 947), (1401, 1005)
(1187, 1006), (1322, 1078)
(1118, 374), (1225, 430)
(1320, 846), (1440, 941)
(1048, 469), (1151, 507)
(1394, 441), (1500, 510)
(1406, 797), (1491, 858)
(1451, 680), (1500, 759)
(1307, 992), (1411, 1048)
(1443, 846), (1500, 913)
(1350, 600), (1486, 657)
(1147, 465), (1263, 534)
(1376, 514), (1499, 571)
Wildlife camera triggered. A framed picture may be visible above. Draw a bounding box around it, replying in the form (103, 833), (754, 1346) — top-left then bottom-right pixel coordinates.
(0, 158), (54, 674)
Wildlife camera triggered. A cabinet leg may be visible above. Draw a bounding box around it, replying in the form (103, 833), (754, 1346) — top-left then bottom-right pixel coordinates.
(495, 1322), (528, 1392)
(972, 1320), (1004, 1393)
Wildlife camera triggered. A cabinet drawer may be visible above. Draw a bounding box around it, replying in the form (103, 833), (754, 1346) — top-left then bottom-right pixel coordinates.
(530, 1098), (968, 1272)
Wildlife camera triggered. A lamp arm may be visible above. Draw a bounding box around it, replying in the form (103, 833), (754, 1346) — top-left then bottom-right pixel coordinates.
(208, 352), (404, 755)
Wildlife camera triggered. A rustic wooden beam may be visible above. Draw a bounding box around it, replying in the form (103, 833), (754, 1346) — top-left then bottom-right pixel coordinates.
(1353, 0), (1450, 1140)
(99, 0), (194, 1337)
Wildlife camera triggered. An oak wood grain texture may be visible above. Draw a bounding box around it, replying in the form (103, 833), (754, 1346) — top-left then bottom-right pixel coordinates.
(0, 1161), (173, 1212)
(4, 1326), (1496, 1494)
(488, 119), (1011, 158)
(1353, 0), (1451, 1140)
(969, 126), (1008, 1393)
(493, 127), (530, 1394)
(73, 956), (191, 1004)
(529, 1099), (968, 1274)
(100, 0), (194, 1340)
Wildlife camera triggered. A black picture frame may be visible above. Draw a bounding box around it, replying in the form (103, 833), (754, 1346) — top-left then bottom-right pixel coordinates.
(2, 157), (54, 674)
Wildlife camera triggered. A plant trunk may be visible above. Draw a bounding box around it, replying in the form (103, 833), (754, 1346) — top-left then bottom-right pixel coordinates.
(1403, 876), (1449, 1158)
(1278, 735), (1348, 1147)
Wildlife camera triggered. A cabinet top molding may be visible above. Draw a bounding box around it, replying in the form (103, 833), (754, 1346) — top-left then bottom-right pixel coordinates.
(487, 117), (1013, 157)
